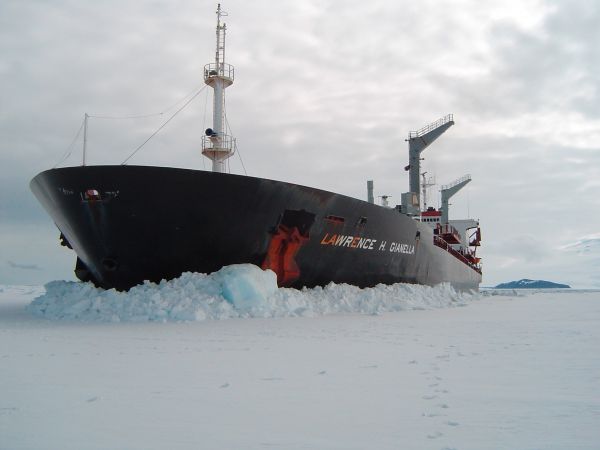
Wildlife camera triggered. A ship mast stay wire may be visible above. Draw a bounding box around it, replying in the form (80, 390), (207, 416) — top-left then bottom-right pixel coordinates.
(53, 117), (85, 168)
(89, 83), (205, 120)
(233, 139), (246, 175)
(54, 83), (243, 170)
(201, 86), (210, 171)
(53, 84), (208, 167)
(121, 84), (207, 165)
(222, 90), (247, 176)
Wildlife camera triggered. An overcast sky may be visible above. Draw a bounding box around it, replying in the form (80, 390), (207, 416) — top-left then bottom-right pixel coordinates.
(1, 0), (599, 287)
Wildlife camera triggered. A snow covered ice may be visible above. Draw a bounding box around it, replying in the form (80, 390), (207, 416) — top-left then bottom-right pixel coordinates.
(27, 264), (476, 322)
(1, 266), (599, 450)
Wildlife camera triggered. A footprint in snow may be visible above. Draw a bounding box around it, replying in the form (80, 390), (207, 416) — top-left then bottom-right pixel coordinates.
(220, 383), (230, 388)
(261, 377), (284, 381)
(446, 421), (459, 427)
(422, 394), (438, 400)
(437, 403), (449, 409)
(360, 365), (378, 369)
(86, 396), (100, 403)
(318, 370), (327, 375)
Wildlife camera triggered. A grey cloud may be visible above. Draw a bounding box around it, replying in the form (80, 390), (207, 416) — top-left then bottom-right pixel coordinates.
(484, 4), (598, 118)
(420, 3), (600, 124)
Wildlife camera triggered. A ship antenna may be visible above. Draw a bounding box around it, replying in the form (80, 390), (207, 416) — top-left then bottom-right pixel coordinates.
(202, 3), (235, 173)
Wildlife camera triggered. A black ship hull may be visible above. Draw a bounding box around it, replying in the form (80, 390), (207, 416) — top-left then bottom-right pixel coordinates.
(30, 166), (481, 291)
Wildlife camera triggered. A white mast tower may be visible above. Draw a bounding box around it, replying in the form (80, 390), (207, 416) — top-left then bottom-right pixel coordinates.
(202, 4), (235, 173)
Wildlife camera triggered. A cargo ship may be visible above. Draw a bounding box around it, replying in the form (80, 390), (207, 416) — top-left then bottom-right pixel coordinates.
(30, 5), (482, 292)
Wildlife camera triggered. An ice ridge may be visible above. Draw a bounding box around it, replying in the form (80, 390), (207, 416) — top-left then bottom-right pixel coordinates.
(27, 264), (479, 322)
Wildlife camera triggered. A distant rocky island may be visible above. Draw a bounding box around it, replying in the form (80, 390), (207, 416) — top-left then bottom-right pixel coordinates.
(494, 279), (571, 289)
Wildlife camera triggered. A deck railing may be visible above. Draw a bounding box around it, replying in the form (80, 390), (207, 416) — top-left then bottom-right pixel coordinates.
(433, 236), (482, 274)
(203, 63), (235, 82)
(408, 113), (454, 139)
(441, 174), (471, 191)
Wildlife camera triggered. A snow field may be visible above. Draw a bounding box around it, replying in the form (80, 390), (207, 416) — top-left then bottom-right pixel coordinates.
(1, 271), (599, 449)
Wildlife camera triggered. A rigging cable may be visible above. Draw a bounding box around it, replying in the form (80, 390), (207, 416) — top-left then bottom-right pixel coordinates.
(121, 85), (207, 165)
(201, 86), (210, 171)
(89, 84), (205, 120)
(467, 185), (470, 218)
(223, 91), (247, 175)
(53, 117), (85, 168)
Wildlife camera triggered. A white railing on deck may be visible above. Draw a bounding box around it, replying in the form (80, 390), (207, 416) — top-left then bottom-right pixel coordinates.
(408, 113), (453, 139)
(441, 174), (471, 191)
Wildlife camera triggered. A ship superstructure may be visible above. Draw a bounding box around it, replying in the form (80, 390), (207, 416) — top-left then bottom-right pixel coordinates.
(393, 116), (482, 274)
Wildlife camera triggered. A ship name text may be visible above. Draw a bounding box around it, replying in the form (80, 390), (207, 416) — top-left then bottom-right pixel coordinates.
(320, 233), (415, 255)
